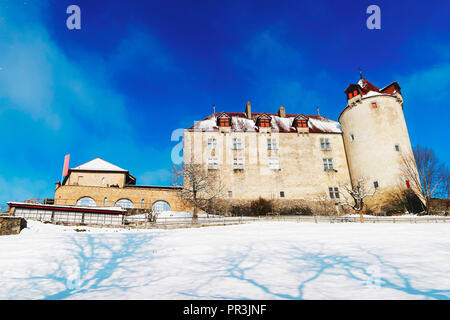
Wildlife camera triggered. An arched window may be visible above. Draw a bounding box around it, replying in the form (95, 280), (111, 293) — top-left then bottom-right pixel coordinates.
(141, 199), (145, 207)
(115, 198), (134, 209)
(76, 197), (96, 207)
(152, 200), (171, 212)
(104, 197), (108, 205)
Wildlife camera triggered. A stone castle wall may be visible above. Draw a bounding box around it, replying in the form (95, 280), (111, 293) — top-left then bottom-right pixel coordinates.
(183, 130), (352, 201)
(54, 185), (192, 212)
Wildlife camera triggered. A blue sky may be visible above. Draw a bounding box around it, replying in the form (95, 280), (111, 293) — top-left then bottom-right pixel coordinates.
(0, 0), (449, 204)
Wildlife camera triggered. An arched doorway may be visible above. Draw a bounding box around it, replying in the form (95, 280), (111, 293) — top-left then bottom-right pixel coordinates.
(152, 200), (171, 213)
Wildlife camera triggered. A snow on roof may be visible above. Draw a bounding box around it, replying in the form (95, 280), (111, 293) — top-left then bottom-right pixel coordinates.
(362, 90), (385, 98)
(188, 113), (342, 134)
(354, 78), (401, 99)
(8, 201), (127, 213)
(72, 158), (127, 172)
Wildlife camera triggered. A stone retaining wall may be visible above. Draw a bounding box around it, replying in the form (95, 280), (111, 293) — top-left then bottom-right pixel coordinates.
(0, 216), (27, 235)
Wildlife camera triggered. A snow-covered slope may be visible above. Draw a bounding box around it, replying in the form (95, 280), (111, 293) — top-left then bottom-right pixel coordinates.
(0, 220), (449, 300)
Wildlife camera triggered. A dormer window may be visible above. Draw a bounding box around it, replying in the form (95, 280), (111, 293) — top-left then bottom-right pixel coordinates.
(293, 115), (309, 132)
(217, 113), (232, 127)
(218, 118), (231, 127)
(348, 92), (353, 99)
(294, 119), (308, 128)
(255, 113), (271, 128)
(257, 118), (270, 127)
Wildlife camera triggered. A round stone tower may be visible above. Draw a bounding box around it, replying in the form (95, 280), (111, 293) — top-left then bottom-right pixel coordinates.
(339, 77), (414, 205)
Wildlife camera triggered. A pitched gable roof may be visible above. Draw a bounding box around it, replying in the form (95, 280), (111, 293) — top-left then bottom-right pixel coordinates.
(72, 158), (127, 172)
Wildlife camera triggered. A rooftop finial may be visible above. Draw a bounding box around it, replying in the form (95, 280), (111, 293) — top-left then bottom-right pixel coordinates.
(213, 104), (216, 117)
(358, 66), (363, 79)
(317, 106), (320, 116)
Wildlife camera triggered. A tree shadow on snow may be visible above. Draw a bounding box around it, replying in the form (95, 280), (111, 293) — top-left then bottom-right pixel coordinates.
(22, 233), (157, 300)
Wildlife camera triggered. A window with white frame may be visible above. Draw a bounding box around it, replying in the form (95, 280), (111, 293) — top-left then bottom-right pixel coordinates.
(267, 138), (278, 150)
(320, 138), (331, 150)
(232, 138), (243, 150)
(76, 197), (96, 207)
(115, 198), (134, 209)
(323, 158), (333, 170)
(268, 157), (280, 170)
(233, 157), (244, 170)
(208, 157), (219, 169)
(207, 138), (217, 150)
(328, 187), (340, 199)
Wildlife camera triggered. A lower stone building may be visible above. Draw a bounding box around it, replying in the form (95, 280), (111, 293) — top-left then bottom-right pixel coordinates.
(54, 158), (192, 213)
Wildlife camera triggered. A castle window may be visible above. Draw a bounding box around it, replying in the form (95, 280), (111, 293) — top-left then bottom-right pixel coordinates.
(76, 197), (96, 207)
(218, 118), (231, 127)
(323, 158), (333, 170)
(267, 139), (278, 150)
(257, 118), (271, 127)
(104, 197), (108, 205)
(232, 138), (243, 150)
(353, 90), (358, 96)
(350, 134), (354, 141)
(207, 138), (217, 150)
(233, 157), (244, 170)
(372, 102), (377, 109)
(374, 181), (379, 189)
(141, 199), (145, 207)
(101, 177), (105, 185)
(395, 144), (400, 152)
(208, 157), (219, 170)
(329, 187), (340, 199)
(115, 198), (134, 209)
(152, 200), (171, 212)
(280, 191), (285, 198)
(320, 138), (331, 150)
(348, 92), (353, 99)
(268, 157), (280, 170)
(228, 191), (233, 198)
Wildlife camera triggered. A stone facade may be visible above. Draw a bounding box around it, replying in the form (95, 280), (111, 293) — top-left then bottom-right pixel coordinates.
(183, 130), (351, 201)
(51, 77), (417, 214)
(340, 92), (415, 208)
(182, 77), (417, 212)
(65, 171), (128, 188)
(54, 185), (192, 212)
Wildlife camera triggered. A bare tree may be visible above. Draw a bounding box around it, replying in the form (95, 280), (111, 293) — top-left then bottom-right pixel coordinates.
(339, 178), (376, 223)
(172, 163), (225, 220)
(401, 145), (448, 214)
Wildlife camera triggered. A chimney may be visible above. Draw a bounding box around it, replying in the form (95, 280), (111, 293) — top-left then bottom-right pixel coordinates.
(278, 106), (286, 118)
(245, 101), (252, 119)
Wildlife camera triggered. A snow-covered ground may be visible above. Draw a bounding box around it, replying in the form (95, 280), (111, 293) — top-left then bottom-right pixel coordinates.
(0, 220), (449, 300)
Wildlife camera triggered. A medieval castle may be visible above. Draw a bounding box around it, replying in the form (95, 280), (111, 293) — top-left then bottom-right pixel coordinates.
(9, 76), (416, 221)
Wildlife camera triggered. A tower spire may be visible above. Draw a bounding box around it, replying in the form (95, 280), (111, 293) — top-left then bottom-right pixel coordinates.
(358, 67), (363, 79)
